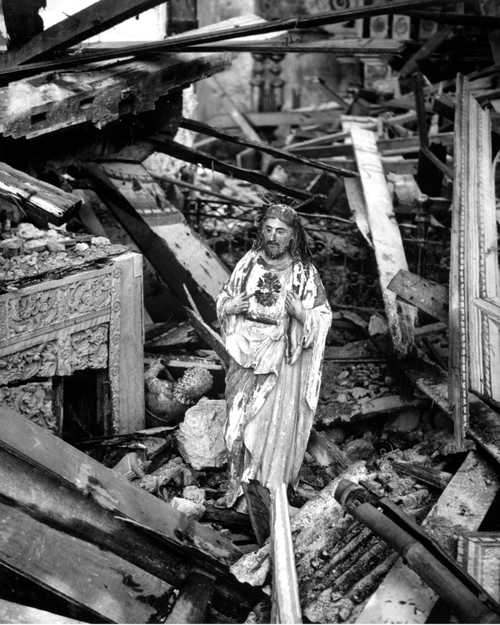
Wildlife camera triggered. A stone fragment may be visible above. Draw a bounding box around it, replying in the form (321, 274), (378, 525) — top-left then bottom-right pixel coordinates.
(337, 370), (350, 380)
(182, 485), (206, 505)
(17, 222), (44, 239)
(344, 437), (375, 462)
(176, 398), (228, 470)
(23, 238), (47, 252)
(351, 386), (369, 400)
(46, 239), (66, 253)
(368, 314), (388, 336)
(91, 236), (111, 246)
(74, 242), (89, 253)
(171, 496), (205, 520)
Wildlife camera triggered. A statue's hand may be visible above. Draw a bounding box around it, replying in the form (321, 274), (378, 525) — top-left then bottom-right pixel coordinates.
(286, 292), (305, 323)
(225, 293), (250, 315)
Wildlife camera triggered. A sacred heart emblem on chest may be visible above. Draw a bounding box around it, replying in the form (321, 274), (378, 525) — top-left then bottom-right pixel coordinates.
(254, 272), (281, 307)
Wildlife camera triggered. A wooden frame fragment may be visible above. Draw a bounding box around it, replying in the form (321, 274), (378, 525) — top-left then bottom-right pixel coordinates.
(450, 75), (500, 449)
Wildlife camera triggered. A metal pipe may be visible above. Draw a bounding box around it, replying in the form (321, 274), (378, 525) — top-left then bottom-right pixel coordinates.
(335, 480), (500, 624)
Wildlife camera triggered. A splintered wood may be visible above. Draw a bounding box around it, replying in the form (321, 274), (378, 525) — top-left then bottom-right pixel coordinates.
(350, 127), (416, 356)
(0, 162), (81, 225)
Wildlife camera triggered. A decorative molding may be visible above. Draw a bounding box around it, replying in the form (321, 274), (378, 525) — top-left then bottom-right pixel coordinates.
(108, 267), (122, 434)
(0, 382), (56, 431)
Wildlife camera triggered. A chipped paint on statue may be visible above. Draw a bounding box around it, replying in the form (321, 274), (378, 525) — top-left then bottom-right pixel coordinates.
(217, 204), (332, 506)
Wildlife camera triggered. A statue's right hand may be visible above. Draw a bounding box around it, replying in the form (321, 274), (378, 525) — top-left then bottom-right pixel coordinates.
(225, 293), (250, 315)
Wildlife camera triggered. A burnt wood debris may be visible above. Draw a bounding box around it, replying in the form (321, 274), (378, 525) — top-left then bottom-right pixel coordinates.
(0, 0), (500, 623)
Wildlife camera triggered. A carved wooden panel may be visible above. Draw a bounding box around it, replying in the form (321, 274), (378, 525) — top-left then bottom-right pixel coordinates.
(0, 253), (144, 434)
(450, 75), (500, 448)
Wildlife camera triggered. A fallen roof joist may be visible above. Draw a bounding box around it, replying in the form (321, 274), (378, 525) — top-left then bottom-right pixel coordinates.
(0, 0), (170, 68)
(82, 162), (229, 323)
(350, 126), (416, 356)
(0, 407), (261, 620)
(150, 136), (313, 201)
(292, 133), (454, 159)
(179, 117), (357, 178)
(0, 0), (450, 72)
(0, 161), (81, 225)
(357, 450), (500, 623)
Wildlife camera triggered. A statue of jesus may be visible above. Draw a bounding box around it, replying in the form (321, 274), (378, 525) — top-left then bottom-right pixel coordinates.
(217, 204), (332, 507)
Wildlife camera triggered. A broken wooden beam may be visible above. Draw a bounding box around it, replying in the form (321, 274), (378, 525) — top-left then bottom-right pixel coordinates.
(0, 599), (81, 624)
(387, 269), (448, 323)
(0, 407), (240, 567)
(1, 0), (448, 72)
(184, 307), (231, 370)
(210, 77), (261, 144)
(292, 133), (454, 159)
(399, 26), (454, 78)
(350, 127), (416, 356)
(82, 162), (228, 323)
(0, 495), (174, 624)
(150, 136), (312, 201)
(0, 162), (81, 226)
(166, 571), (216, 624)
(179, 117), (357, 177)
(357, 451), (500, 623)
(0, 0), (170, 68)
(271, 483), (302, 624)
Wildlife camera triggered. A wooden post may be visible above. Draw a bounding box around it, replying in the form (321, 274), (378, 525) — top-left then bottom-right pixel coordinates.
(110, 252), (145, 434)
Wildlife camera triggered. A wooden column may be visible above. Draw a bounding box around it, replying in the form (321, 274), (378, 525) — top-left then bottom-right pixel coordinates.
(110, 252), (145, 434)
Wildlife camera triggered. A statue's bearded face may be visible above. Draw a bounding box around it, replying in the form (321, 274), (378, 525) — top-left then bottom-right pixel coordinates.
(262, 217), (294, 259)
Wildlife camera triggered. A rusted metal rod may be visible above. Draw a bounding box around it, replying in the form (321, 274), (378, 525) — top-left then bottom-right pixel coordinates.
(335, 480), (500, 624)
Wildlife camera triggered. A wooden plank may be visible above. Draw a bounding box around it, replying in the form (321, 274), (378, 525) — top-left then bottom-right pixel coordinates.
(0, 500), (173, 624)
(184, 307), (230, 369)
(350, 127), (416, 356)
(292, 133), (454, 159)
(0, 0), (447, 71)
(388, 269), (448, 323)
(345, 177), (372, 248)
(210, 77), (261, 144)
(0, 162), (81, 226)
(210, 110), (342, 129)
(0, 446), (260, 622)
(449, 73), (470, 448)
(83, 162), (229, 324)
(0, 0), (170, 68)
(271, 484), (302, 624)
(113, 252), (145, 433)
(0, 407), (241, 568)
(0, 598), (81, 624)
(357, 451), (500, 624)
(166, 571), (215, 624)
(0, 53), (228, 140)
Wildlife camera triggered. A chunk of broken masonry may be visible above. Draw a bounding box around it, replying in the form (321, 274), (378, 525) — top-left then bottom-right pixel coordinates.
(176, 398), (228, 470)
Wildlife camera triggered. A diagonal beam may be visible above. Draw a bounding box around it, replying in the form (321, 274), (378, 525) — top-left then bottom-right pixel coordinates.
(0, 0), (169, 68)
(3, 0), (456, 70)
(179, 117), (357, 178)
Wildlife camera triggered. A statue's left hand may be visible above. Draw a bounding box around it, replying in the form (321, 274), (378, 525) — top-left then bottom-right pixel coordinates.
(286, 292), (305, 324)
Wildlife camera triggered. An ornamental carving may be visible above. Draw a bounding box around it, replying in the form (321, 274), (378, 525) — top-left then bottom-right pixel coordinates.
(70, 324), (109, 371)
(7, 290), (59, 338)
(2, 273), (112, 342)
(0, 382), (57, 431)
(0, 340), (58, 385)
(66, 275), (112, 317)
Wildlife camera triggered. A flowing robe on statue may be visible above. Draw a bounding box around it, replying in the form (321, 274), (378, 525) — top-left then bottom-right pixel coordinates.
(217, 250), (332, 505)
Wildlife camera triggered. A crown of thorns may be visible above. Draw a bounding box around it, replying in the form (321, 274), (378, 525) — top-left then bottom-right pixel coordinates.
(263, 204), (298, 227)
